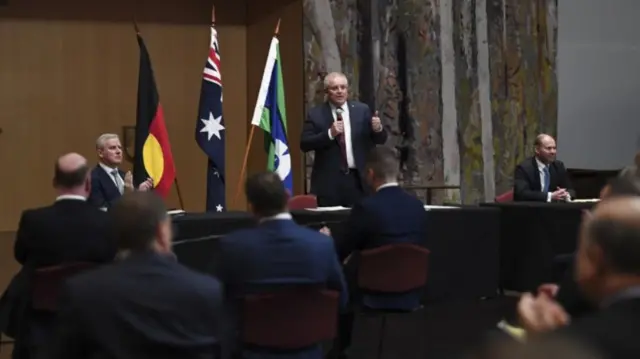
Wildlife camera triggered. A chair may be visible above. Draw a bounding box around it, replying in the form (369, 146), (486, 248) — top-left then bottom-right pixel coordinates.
(241, 287), (339, 350)
(288, 195), (318, 210)
(32, 262), (97, 311)
(494, 190), (514, 203)
(358, 244), (430, 359)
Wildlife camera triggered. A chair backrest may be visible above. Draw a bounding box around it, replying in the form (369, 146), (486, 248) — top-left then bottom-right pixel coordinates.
(288, 195), (318, 210)
(241, 288), (339, 349)
(32, 262), (97, 311)
(495, 190), (514, 203)
(358, 244), (430, 293)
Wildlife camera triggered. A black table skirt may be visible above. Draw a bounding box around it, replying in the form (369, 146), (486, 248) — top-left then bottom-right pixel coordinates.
(480, 202), (595, 292)
(171, 207), (501, 302)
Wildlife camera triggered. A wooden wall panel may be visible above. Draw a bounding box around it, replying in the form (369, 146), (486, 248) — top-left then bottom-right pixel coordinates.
(0, 0), (249, 231)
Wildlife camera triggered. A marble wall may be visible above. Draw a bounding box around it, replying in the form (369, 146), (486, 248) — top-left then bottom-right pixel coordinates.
(303, 0), (558, 203)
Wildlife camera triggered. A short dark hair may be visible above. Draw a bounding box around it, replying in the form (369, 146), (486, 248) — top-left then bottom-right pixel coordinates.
(109, 192), (168, 251)
(245, 172), (287, 217)
(53, 162), (88, 188)
(606, 176), (640, 197)
(587, 216), (640, 275)
(365, 146), (399, 180)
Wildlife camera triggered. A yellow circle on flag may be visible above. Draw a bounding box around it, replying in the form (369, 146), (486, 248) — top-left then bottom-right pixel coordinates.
(142, 134), (165, 186)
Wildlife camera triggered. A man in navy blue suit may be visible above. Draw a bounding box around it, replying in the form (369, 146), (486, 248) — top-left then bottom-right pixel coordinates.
(328, 146), (428, 359)
(49, 192), (224, 359)
(300, 72), (388, 207)
(216, 172), (348, 359)
(87, 133), (153, 209)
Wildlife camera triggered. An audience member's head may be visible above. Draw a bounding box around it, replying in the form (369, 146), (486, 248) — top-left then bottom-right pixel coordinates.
(600, 175), (640, 199)
(533, 134), (557, 164)
(53, 153), (90, 197)
(364, 146), (399, 190)
(245, 172), (288, 218)
(96, 133), (123, 167)
(110, 192), (172, 254)
(576, 196), (640, 303)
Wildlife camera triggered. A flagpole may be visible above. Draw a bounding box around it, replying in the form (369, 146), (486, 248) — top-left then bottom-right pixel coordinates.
(234, 19), (281, 207)
(132, 20), (186, 210)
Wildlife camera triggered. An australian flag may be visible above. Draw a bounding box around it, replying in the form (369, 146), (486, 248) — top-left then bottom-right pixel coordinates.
(195, 24), (226, 212)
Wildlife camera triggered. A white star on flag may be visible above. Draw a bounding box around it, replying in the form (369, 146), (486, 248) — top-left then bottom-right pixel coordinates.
(200, 112), (225, 140)
(216, 204), (223, 212)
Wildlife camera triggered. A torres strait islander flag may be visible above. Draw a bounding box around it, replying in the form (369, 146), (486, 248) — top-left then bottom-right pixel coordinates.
(132, 34), (176, 198)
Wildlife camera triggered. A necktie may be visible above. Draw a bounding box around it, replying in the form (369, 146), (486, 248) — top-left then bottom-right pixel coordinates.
(542, 166), (550, 193)
(111, 170), (124, 194)
(335, 108), (348, 169)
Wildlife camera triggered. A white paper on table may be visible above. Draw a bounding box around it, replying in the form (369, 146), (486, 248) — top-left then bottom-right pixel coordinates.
(570, 199), (600, 203)
(424, 205), (460, 210)
(167, 209), (186, 215)
(305, 206), (350, 211)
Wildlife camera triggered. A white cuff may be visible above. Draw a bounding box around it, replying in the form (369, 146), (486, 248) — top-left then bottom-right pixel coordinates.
(328, 129), (334, 140)
(547, 193), (552, 202)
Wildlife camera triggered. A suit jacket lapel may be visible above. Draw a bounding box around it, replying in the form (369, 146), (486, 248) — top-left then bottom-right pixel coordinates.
(97, 165), (121, 198)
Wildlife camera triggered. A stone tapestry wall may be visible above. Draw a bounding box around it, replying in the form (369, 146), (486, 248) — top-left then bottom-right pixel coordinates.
(303, 0), (558, 203)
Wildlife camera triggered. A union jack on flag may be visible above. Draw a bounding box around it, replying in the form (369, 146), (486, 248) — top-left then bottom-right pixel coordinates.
(195, 25), (226, 212)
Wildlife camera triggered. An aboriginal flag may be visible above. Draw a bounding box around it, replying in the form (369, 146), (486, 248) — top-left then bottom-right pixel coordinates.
(132, 34), (176, 198)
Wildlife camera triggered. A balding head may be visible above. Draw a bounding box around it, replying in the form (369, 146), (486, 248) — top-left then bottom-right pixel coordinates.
(576, 197), (640, 301)
(53, 153), (90, 197)
(534, 133), (557, 164)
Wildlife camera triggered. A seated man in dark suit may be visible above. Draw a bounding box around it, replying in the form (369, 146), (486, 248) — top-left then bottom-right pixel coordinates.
(518, 197), (640, 359)
(216, 172), (347, 359)
(0, 153), (116, 359)
(328, 146), (427, 359)
(87, 133), (153, 210)
(554, 173), (640, 318)
(49, 192), (224, 359)
(513, 134), (575, 202)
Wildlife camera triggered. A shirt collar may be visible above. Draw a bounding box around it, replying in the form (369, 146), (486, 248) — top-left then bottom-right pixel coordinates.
(329, 102), (347, 112)
(535, 157), (547, 171)
(601, 285), (640, 308)
(260, 212), (293, 223)
(376, 182), (399, 191)
(99, 162), (118, 175)
(56, 194), (86, 202)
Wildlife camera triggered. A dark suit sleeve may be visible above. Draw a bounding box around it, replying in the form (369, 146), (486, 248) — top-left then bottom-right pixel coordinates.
(13, 211), (32, 265)
(513, 165), (548, 202)
(326, 245), (349, 310)
(363, 106), (387, 145)
(334, 203), (369, 261)
(300, 109), (333, 152)
(87, 173), (106, 208)
(556, 161), (576, 198)
(49, 284), (89, 359)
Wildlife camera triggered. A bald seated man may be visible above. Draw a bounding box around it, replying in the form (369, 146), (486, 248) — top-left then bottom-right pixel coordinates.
(0, 153), (116, 358)
(513, 134), (575, 202)
(518, 197), (640, 359)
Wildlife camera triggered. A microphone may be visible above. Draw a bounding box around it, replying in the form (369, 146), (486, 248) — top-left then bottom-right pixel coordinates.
(336, 107), (343, 120)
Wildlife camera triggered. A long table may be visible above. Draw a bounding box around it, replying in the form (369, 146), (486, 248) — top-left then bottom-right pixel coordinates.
(171, 207), (501, 302)
(480, 202), (595, 292)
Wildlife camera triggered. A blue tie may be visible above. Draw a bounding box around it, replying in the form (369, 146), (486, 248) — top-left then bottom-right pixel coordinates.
(542, 166), (550, 193)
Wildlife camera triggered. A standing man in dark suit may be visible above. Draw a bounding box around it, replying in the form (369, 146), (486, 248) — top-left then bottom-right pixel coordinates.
(87, 133), (153, 210)
(49, 192), (224, 359)
(513, 134), (575, 202)
(300, 72), (388, 207)
(327, 146), (427, 359)
(216, 172), (347, 359)
(517, 197), (640, 359)
(0, 153), (116, 359)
